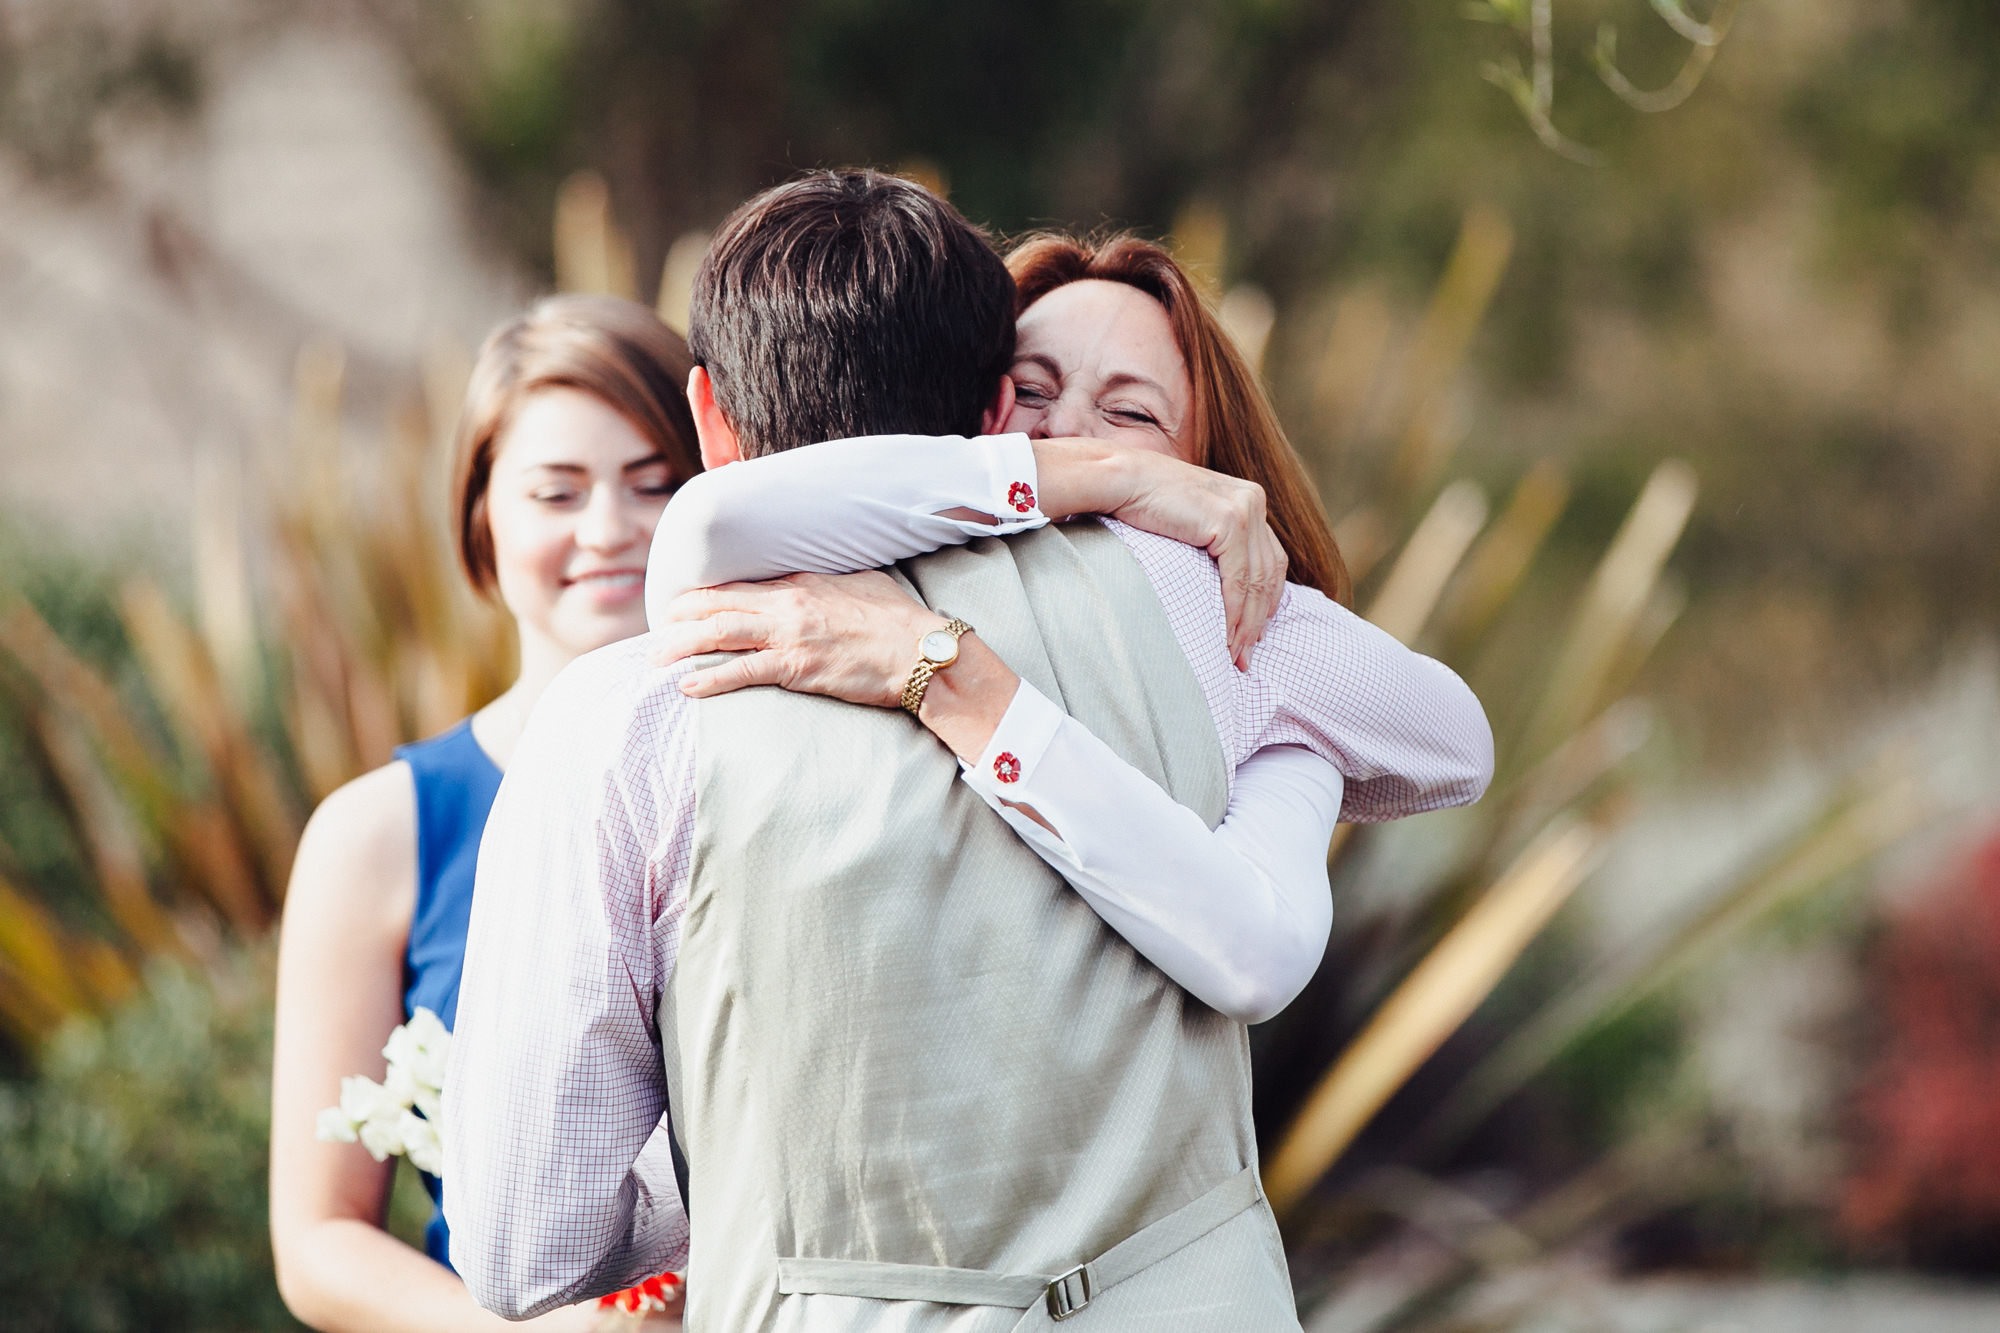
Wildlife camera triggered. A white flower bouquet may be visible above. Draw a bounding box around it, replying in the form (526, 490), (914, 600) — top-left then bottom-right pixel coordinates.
(315, 1007), (450, 1176)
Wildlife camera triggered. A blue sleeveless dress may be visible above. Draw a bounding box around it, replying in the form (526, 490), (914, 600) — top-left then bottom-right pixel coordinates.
(395, 719), (503, 1272)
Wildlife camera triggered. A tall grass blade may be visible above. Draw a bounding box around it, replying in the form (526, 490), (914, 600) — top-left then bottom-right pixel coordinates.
(1219, 284), (1277, 376)
(1332, 508), (1394, 588)
(1266, 818), (1602, 1217)
(26, 709), (182, 959)
(1366, 481), (1490, 646)
(1520, 459), (1696, 762)
(193, 447), (260, 703)
(0, 875), (90, 1022)
(554, 169), (637, 300)
(1431, 459), (1571, 658)
(656, 231), (711, 336)
(121, 581), (299, 903)
(1314, 282), (1393, 449)
(1168, 199), (1229, 301)
(1386, 206), (1514, 495)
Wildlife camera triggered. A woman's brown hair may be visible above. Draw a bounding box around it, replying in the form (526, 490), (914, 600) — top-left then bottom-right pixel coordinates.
(451, 294), (700, 594)
(1005, 234), (1351, 606)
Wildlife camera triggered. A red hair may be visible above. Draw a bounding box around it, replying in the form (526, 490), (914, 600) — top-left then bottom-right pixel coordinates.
(1005, 233), (1350, 605)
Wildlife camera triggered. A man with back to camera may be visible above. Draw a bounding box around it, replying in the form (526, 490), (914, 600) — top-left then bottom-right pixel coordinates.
(443, 171), (1310, 1330)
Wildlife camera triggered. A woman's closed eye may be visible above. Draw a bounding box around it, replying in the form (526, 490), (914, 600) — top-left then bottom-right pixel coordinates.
(1105, 404), (1162, 428)
(627, 463), (680, 499)
(530, 484), (584, 507)
(1010, 377), (1055, 405)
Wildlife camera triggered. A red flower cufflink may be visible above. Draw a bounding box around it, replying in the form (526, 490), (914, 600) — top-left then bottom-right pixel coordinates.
(1007, 481), (1036, 513)
(993, 752), (1022, 783)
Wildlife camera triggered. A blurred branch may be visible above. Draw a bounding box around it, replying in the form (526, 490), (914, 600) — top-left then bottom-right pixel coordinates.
(1477, 0), (1737, 157)
(1645, 0), (1729, 49)
(1594, 0), (1739, 114)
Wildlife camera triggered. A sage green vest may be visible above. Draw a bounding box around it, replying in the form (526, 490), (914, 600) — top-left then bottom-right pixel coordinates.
(664, 522), (1299, 1332)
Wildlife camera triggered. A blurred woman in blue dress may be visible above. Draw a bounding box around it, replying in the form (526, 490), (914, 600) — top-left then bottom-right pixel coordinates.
(269, 296), (698, 1332)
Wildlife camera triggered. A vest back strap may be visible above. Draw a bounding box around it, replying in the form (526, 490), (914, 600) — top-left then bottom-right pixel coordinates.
(774, 1166), (1263, 1318)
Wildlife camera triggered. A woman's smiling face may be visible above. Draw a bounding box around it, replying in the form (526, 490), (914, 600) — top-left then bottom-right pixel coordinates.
(1001, 279), (1194, 461)
(484, 386), (681, 658)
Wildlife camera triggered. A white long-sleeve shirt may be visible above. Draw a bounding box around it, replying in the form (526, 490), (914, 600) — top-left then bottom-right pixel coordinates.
(446, 440), (1493, 1317)
(648, 433), (1492, 825)
(647, 432), (1488, 1021)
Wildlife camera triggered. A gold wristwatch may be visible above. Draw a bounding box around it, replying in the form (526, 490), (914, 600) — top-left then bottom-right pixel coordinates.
(900, 618), (974, 716)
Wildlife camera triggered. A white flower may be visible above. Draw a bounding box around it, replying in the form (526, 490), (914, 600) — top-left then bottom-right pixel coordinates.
(338, 1075), (403, 1126)
(314, 1106), (359, 1144)
(384, 1008), (451, 1093)
(357, 1113), (403, 1162)
(316, 1011), (454, 1175)
(336, 1075), (409, 1162)
(382, 1062), (420, 1109)
(398, 1110), (445, 1176)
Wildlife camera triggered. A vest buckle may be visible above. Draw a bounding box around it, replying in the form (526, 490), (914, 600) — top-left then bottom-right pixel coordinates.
(1045, 1264), (1092, 1320)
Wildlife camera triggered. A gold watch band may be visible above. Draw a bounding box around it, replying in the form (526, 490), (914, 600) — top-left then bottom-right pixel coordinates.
(900, 618), (973, 716)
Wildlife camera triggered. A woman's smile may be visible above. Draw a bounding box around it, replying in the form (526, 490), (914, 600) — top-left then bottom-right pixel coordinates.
(564, 565), (648, 607)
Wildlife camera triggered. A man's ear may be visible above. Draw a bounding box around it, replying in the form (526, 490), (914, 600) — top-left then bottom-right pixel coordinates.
(688, 366), (743, 469)
(978, 374), (1016, 436)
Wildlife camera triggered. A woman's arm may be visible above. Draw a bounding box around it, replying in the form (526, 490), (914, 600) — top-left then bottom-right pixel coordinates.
(1245, 581), (1495, 822)
(965, 706), (1340, 1024)
(658, 576), (1335, 1023)
(647, 434), (1286, 668)
(269, 765), (609, 1333)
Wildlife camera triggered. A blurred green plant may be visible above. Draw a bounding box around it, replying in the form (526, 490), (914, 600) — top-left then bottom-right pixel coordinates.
(0, 330), (511, 1047)
(0, 949), (300, 1333)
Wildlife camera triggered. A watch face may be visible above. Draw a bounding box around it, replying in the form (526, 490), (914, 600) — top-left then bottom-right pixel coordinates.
(920, 629), (959, 664)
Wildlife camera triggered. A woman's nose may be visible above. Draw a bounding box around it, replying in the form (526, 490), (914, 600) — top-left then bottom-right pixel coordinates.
(1040, 393), (1091, 440)
(576, 485), (642, 553)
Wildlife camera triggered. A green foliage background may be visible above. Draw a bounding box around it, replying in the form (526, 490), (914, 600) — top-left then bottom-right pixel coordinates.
(0, 953), (299, 1333)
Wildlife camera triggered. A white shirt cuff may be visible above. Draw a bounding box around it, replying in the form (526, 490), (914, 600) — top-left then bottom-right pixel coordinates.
(961, 678), (1065, 798)
(976, 433), (1044, 529)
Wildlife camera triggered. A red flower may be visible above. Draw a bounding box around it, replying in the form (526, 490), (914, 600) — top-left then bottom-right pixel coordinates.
(993, 752), (1022, 784)
(1007, 481), (1036, 513)
(598, 1270), (684, 1314)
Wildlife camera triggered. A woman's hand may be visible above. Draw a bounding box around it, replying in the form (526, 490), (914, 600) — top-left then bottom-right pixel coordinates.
(1031, 440), (1287, 670)
(1114, 453), (1286, 671)
(649, 571), (941, 705)
(650, 571), (1023, 764)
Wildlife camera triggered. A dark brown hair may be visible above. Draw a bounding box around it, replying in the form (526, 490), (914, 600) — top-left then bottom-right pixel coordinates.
(687, 169), (1016, 457)
(1007, 234), (1351, 606)
(451, 294), (699, 593)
